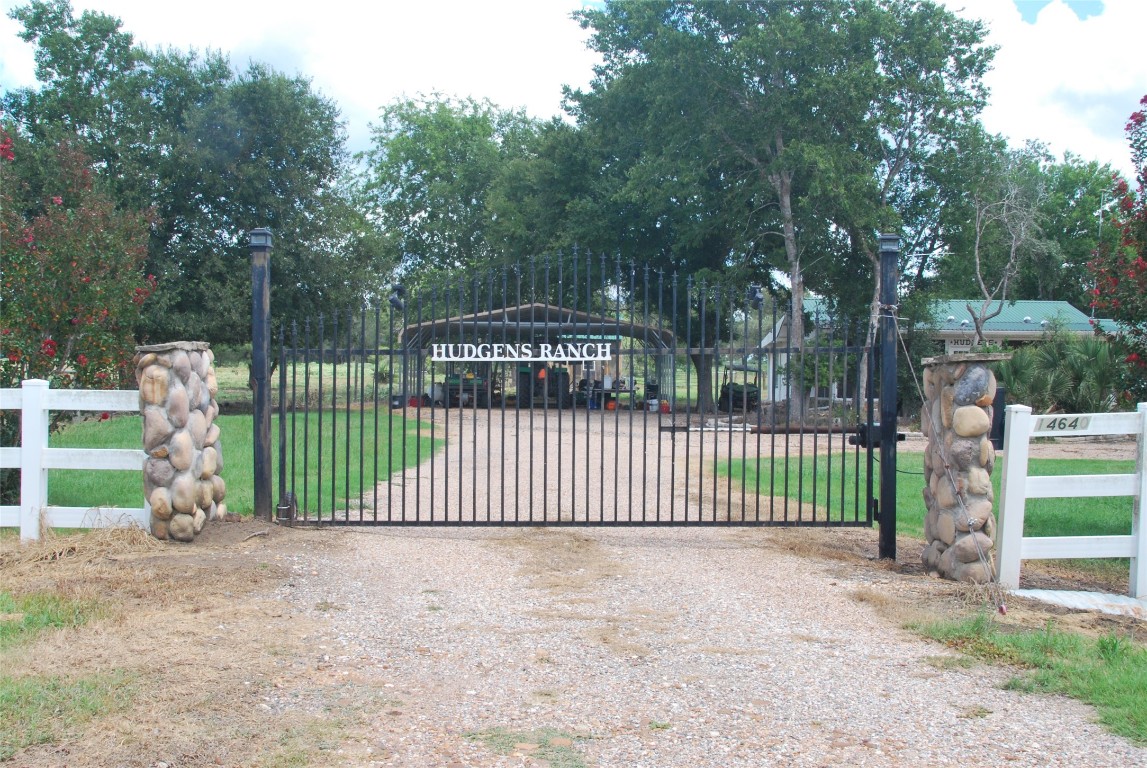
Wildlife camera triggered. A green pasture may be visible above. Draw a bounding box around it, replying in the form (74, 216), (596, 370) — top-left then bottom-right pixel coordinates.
(38, 411), (438, 516)
(719, 453), (1136, 540)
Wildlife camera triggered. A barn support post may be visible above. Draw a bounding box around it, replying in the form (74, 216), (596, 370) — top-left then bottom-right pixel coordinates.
(878, 233), (900, 560)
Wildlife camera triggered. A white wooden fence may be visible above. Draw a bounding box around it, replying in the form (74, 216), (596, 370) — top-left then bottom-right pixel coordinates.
(0, 379), (147, 541)
(997, 403), (1146, 598)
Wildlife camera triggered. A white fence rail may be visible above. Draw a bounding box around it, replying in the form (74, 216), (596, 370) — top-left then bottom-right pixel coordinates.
(0, 379), (147, 541)
(997, 403), (1146, 598)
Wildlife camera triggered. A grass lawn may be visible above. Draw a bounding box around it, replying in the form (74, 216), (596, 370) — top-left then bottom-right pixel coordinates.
(40, 411), (438, 516)
(719, 452), (1136, 551)
(913, 613), (1147, 744)
(41, 410), (1134, 549)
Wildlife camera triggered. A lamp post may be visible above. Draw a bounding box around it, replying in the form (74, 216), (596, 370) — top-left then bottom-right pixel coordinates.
(878, 233), (900, 560)
(249, 227), (273, 521)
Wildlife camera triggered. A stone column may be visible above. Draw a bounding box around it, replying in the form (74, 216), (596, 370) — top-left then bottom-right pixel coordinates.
(920, 353), (1010, 583)
(135, 342), (227, 542)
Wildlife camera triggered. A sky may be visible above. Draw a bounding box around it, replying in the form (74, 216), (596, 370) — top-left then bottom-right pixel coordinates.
(0, 0), (1144, 179)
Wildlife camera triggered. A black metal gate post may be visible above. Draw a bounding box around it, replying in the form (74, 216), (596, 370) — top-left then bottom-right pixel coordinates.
(249, 228), (273, 521)
(878, 233), (900, 559)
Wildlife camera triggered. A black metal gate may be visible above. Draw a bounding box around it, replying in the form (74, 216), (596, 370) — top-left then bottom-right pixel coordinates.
(273, 256), (882, 526)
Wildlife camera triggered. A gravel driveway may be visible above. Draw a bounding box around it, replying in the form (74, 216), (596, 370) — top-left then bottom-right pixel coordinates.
(274, 524), (1144, 767)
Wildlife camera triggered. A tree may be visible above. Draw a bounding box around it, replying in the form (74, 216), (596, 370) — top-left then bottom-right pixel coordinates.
(569, 0), (993, 409)
(0, 134), (155, 389)
(143, 60), (379, 343)
(358, 96), (539, 281)
(1013, 153), (1121, 307)
(4, 1), (381, 345)
(931, 131), (1049, 347)
(1089, 95), (1147, 403)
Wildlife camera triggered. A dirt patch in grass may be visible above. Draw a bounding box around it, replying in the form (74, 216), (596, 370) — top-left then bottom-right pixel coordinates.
(0, 521), (364, 767)
(498, 528), (629, 591)
(758, 526), (1145, 646)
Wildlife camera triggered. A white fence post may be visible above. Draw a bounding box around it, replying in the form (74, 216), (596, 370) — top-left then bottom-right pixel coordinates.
(1132, 403), (1146, 598)
(996, 402), (1146, 599)
(2, 380), (148, 540)
(996, 404), (1033, 591)
(18, 379), (49, 541)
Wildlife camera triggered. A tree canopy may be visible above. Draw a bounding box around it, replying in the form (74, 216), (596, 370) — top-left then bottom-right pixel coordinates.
(3, 0), (1134, 394)
(3, 0), (382, 346)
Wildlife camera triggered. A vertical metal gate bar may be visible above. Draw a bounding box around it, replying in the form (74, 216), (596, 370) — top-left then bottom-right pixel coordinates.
(684, 275), (692, 523)
(345, 310), (352, 521)
(514, 267), (522, 525)
(865, 344), (875, 525)
(318, 316), (327, 520)
(628, 261), (636, 523)
(826, 326), (836, 522)
(358, 308), (366, 521)
(667, 273), (677, 524)
(290, 322), (298, 519)
(642, 264), (651, 523)
(415, 292), (424, 523)
(768, 303), (777, 522)
(441, 282), (450, 523)
(398, 299), (408, 522)
(456, 275), (465, 524)
(585, 251), (594, 525)
(327, 314), (337, 519)
(541, 261), (550, 527)
(375, 306), (383, 522)
(429, 286), (439, 524)
(719, 287), (729, 524)
(692, 279), (701, 527)
(498, 267), (508, 524)
(486, 272), (494, 523)
(840, 333), (850, 524)
(716, 288), (726, 523)
(571, 254), (580, 523)
(740, 290), (749, 523)
(471, 275), (479, 522)
(555, 258), (564, 523)
(753, 300), (763, 523)
(528, 260), (537, 524)
(654, 269), (664, 523)
(599, 253), (607, 523)
(812, 322), (821, 523)
(782, 308), (791, 522)
(303, 320), (312, 520)
(796, 317), (807, 524)
(277, 328), (286, 518)
(612, 255), (621, 523)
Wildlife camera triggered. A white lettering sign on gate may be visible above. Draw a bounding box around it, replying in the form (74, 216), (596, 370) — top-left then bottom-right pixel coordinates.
(430, 342), (612, 362)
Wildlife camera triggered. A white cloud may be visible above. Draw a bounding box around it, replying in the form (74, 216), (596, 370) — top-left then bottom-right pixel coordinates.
(1, 0), (601, 154)
(939, 0), (1145, 177)
(2, 0), (1142, 176)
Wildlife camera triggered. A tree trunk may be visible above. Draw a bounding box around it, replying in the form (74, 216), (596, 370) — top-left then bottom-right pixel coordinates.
(773, 157), (809, 420)
(858, 240), (881, 405)
(690, 350), (716, 414)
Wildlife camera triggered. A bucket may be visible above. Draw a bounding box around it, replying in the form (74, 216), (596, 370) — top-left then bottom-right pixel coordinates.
(660, 400), (670, 414)
(605, 399), (617, 411)
(647, 399), (658, 412)
(408, 396), (420, 408)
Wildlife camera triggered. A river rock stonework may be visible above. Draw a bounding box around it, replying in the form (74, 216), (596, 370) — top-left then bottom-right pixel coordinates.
(135, 342), (227, 542)
(919, 353), (1010, 583)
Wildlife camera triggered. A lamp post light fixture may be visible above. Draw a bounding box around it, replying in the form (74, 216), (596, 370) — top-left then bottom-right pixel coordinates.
(249, 227), (273, 521)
